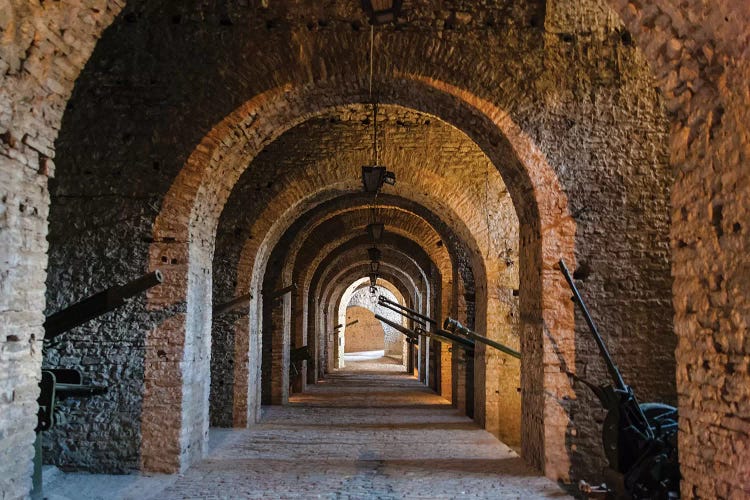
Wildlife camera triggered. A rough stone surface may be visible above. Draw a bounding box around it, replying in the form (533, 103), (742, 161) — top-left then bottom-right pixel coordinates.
(39, 366), (570, 500)
(344, 289), (403, 356)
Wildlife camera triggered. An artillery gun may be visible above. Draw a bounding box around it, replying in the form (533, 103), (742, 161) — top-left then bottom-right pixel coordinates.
(443, 317), (521, 359)
(33, 270), (163, 498)
(375, 296), (475, 351)
(558, 259), (679, 499)
(373, 312), (475, 351)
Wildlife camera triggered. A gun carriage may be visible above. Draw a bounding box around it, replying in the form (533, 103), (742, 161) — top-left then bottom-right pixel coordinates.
(558, 259), (679, 499)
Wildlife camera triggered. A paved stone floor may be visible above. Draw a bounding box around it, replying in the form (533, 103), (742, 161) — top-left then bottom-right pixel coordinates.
(342, 350), (406, 372)
(45, 359), (570, 499)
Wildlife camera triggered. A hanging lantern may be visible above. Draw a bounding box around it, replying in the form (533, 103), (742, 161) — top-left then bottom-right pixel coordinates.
(367, 247), (382, 262)
(361, 0), (403, 24)
(366, 222), (385, 242)
(361, 166), (396, 194)
(362, 166), (385, 193)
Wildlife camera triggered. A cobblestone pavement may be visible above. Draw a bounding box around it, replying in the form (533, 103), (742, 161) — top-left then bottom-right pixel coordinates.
(156, 367), (571, 499)
(44, 363), (570, 499)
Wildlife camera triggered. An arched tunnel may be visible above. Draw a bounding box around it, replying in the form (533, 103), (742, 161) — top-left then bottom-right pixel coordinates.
(1, 1), (748, 498)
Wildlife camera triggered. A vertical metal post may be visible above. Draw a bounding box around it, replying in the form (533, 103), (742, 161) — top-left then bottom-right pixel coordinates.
(31, 432), (43, 499)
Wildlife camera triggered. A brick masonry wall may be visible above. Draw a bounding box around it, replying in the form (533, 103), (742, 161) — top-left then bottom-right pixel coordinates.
(0, 1), (125, 496)
(345, 288), (404, 356)
(604, 1), (750, 496)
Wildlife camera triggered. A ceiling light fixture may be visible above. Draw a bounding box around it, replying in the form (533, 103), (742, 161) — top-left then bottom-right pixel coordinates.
(366, 222), (385, 242)
(367, 247), (382, 263)
(361, 18), (395, 196)
(361, 0), (403, 25)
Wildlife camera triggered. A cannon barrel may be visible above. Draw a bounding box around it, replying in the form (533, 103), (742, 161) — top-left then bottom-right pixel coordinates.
(416, 326), (476, 351)
(263, 283), (297, 299)
(374, 314), (474, 351)
(374, 314), (419, 340)
(377, 300), (427, 327)
(213, 292), (253, 316)
(443, 317), (521, 359)
(44, 270), (163, 341)
(378, 296), (437, 325)
(558, 259), (627, 391)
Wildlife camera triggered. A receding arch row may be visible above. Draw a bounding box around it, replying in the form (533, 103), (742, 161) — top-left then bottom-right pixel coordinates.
(259, 228), (439, 404)
(210, 103), (520, 444)
(216, 195), (472, 424)
(336, 276), (411, 371)
(143, 79), (570, 476)
(321, 261), (432, 375)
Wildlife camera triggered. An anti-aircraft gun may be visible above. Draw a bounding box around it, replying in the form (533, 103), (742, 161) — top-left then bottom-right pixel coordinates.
(33, 270), (163, 498)
(558, 259), (679, 499)
(375, 296), (475, 351)
(443, 317), (521, 360)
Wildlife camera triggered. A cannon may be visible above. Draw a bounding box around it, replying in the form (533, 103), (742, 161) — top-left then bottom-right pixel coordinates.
(373, 313), (420, 341)
(558, 259), (679, 499)
(443, 317), (521, 359)
(289, 345), (312, 380)
(44, 270), (163, 341)
(374, 313), (474, 351)
(213, 292), (253, 316)
(375, 296), (476, 351)
(378, 295), (437, 327)
(290, 345), (312, 364)
(33, 270), (163, 499)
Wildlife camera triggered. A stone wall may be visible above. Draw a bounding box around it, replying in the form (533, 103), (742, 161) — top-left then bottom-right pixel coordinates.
(604, 1), (750, 496)
(0, 1), (125, 495)
(345, 287), (404, 356)
(343, 306), (385, 353)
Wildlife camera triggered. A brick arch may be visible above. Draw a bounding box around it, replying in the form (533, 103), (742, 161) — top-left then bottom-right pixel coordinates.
(334, 274), (417, 370)
(328, 269), (423, 370)
(220, 196), (463, 423)
(323, 262), (430, 376)
(294, 214), (453, 364)
(344, 277), (409, 314)
(310, 238), (436, 333)
(220, 103), (532, 458)
(291, 208), (453, 296)
(143, 79), (562, 474)
(288, 207), (453, 380)
(287, 206), (452, 286)
(211, 100), (527, 454)
(314, 245), (433, 320)
(259, 230), (435, 404)
(317, 257), (430, 376)
(323, 263), (427, 339)
(327, 267), (424, 330)
(224, 193), (474, 393)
